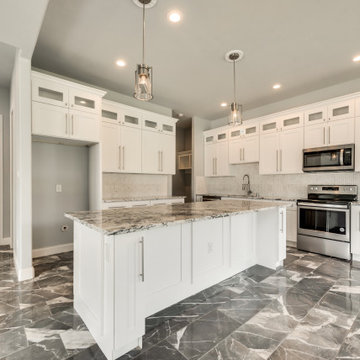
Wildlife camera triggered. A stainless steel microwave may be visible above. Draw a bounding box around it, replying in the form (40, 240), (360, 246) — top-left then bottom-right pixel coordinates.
(303, 144), (355, 172)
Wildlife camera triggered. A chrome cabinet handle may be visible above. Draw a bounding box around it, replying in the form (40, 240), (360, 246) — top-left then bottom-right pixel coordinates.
(122, 146), (125, 170)
(328, 126), (330, 143)
(139, 237), (145, 282)
(280, 211), (284, 233)
(276, 150), (279, 172)
(215, 157), (218, 175)
(119, 146), (121, 170)
(240, 148), (242, 161)
(71, 115), (74, 135)
(158, 151), (161, 171)
(323, 127), (325, 145)
(280, 149), (282, 172)
(358, 212), (360, 232)
(243, 148), (245, 161)
(65, 113), (68, 134)
(213, 158), (215, 175)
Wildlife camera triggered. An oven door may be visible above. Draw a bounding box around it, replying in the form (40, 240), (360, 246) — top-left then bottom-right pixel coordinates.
(297, 203), (350, 242)
(303, 144), (354, 172)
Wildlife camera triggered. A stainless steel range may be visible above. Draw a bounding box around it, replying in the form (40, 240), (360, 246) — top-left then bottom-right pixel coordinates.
(297, 185), (358, 260)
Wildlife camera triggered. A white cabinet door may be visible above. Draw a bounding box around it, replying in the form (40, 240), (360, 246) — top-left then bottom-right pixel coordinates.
(259, 132), (279, 174)
(243, 135), (259, 163)
(204, 143), (217, 177)
(120, 108), (142, 129)
(114, 233), (145, 350)
(69, 88), (101, 114)
(102, 122), (121, 173)
(279, 112), (304, 130)
(279, 127), (304, 174)
(328, 118), (355, 146)
(32, 102), (69, 139)
(304, 106), (327, 126)
(142, 130), (160, 174)
(161, 134), (175, 174)
(70, 110), (100, 143)
(260, 119), (279, 134)
(304, 122), (326, 148)
(142, 113), (160, 133)
(229, 140), (242, 164)
(286, 209), (297, 244)
(216, 141), (230, 176)
(351, 205), (360, 260)
(120, 126), (142, 173)
(328, 100), (355, 122)
(32, 77), (69, 108)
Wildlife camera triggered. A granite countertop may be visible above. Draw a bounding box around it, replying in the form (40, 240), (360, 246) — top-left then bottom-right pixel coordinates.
(65, 199), (290, 236)
(103, 195), (186, 203)
(197, 194), (297, 202)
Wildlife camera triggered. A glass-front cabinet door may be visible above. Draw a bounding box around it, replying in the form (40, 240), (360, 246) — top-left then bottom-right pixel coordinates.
(119, 108), (141, 129)
(32, 77), (69, 108)
(304, 106), (327, 126)
(328, 100), (355, 122)
(142, 112), (160, 132)
(69, 88), (100, 114)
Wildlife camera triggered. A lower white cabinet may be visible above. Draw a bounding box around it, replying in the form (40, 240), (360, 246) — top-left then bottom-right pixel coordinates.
(351, 204), (360, 261)
(101, 122), (142, 173)
(141, 130), (175, 175)
(229, 135), (259, 164)
(32, 101), (100, 143)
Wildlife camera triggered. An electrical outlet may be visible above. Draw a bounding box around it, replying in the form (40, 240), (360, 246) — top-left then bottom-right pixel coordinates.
(56, 184), (62, 193)
(61, 225), (69, 232)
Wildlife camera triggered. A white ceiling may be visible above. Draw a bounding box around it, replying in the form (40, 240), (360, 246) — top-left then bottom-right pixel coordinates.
(33, 0), (360, 119)
(0, 0), (49, 59)
(0, 42), (16, 87)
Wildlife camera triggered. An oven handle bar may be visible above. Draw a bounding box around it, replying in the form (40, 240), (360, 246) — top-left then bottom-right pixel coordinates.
(297, 202), (349, 210)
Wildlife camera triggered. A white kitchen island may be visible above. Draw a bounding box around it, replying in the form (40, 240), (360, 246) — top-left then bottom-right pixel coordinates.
(65, 200), (288, 360)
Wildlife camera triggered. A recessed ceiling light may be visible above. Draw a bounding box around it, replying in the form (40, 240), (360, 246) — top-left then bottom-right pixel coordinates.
(273, 83), (281, 89)
(168, 10), (182, 23)
(116, 59), (126, 67)
(221, 102), (228, 107)
(353, 55), (360, 62)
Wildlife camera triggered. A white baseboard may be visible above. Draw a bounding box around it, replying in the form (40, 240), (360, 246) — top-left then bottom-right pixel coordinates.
(32, 243), (73, 258)
(0, 237), (11, 246)
(286, 240), (297, 248)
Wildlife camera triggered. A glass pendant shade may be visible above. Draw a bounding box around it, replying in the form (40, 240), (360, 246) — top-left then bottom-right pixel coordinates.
(229, 102), (242, 126)
(134, 64), (153, 101)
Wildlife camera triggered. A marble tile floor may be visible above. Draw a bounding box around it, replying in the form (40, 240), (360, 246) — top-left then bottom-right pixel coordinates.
(1, 245), (360, 359)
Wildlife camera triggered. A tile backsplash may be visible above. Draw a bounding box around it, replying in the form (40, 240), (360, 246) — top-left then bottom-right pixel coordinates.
(103, 173), (170, 200)
(196, 163), (360, 200)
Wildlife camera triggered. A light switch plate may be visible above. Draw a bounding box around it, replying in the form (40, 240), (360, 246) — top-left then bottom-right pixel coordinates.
(56, 184), (62, 193)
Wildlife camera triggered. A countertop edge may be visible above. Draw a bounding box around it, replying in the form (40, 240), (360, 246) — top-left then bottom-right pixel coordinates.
(65, 202), (290, 236)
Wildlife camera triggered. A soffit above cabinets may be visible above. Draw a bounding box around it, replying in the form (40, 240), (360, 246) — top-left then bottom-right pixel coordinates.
(32, 0), (360, 120)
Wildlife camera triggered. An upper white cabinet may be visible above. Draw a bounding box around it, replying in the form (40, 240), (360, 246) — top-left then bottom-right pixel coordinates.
(229, 124), (259, 164)
(259, 112), (304, 175)
(102, 100), (176, 175)
(204, 128), (231, 177)
(304, 100), (355, 148)
(32, 72), (106, 144)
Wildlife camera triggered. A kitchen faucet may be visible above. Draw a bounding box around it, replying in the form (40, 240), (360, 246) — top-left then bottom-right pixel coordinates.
(242, 174), (252, 196)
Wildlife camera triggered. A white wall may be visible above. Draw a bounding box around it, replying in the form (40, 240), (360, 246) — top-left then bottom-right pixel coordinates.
(0, 87), (10, 239)
(10, 51), (33, 280)
(212, 77), (360, 128)
(32, 142), (89, 250)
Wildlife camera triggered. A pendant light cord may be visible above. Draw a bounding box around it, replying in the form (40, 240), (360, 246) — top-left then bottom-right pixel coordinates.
(142, 3), (146, 65)
(233, 60), (236, 104)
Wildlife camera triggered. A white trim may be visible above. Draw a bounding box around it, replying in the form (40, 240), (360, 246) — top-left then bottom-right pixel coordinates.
(32, 71), (107, 97)
(0, 115), (3, 245)
(14, 255), (34, 281)
(32, 242), (73, 258)
(0, 237), (11, 246)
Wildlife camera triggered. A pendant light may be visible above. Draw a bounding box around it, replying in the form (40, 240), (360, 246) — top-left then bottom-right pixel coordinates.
(133, 0), (156, 101)
(225, 50), (244, 126)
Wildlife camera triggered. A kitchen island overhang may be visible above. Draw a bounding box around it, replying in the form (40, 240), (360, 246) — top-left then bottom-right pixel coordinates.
(65, 200), (289, 360)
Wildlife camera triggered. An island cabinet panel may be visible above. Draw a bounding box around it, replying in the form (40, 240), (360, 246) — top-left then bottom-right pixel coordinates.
(114, 233), (145, 356)
(192, 218), (226, 282)
(143, 225), (187, 316)
(230, 213), (256, 270)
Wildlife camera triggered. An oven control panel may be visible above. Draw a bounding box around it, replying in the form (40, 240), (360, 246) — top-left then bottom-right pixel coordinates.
(308, 185), (357, 195)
